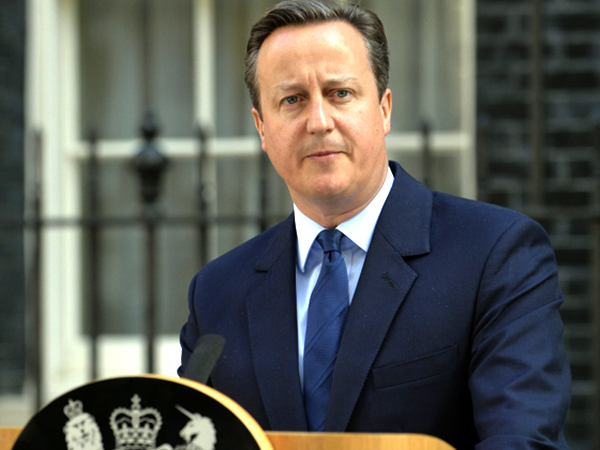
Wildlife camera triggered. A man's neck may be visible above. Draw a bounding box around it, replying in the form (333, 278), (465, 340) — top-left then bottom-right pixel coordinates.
(292, 167), (390, 229)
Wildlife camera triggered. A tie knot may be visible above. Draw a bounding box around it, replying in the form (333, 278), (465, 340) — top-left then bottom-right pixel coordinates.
(316, 229), (344, 254)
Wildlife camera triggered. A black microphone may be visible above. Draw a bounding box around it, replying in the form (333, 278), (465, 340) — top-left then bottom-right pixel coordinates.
(182, 334), (226, 385)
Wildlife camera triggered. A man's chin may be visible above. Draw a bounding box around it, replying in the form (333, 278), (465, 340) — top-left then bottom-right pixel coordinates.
(308, 182), (349, 202)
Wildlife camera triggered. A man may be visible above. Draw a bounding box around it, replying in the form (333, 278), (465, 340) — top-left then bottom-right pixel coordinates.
(179, 1), (571, 448)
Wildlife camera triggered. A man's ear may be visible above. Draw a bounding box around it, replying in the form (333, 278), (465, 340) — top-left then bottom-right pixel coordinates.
(252, 108), (267, 151)
(380, 88), (392, 136)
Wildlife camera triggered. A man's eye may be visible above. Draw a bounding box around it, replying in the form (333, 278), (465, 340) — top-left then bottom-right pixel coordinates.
(283, 96), (299, 105)
(336, 90), (350, 98)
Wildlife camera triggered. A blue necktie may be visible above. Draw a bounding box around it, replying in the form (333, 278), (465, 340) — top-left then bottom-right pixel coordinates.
(303, 229), (349, 431)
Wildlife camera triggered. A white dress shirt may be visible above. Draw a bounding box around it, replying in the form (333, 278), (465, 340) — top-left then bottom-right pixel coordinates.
(294, 167), (394, 387)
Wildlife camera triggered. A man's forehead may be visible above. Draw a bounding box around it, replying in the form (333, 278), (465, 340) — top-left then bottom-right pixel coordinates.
(256, 22), (369, 76)
(258, 21), (366, 59)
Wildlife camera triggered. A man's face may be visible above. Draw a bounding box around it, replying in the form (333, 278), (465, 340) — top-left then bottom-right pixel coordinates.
(252, 21), (392, 225)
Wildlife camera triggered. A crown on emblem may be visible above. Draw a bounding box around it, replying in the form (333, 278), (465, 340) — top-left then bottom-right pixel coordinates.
(109, 394), (162, 450)
(63, 399), (84, 419)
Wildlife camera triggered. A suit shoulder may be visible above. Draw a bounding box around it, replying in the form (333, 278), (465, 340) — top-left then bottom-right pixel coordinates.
(431, 191), (548, 243)
(200, 215), (294, 276)
(434, 191), (535, 225)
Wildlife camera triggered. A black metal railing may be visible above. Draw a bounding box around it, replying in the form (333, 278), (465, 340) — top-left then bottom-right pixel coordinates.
(3, 115), (438, 414)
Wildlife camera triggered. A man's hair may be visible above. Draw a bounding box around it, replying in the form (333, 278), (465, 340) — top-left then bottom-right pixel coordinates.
(244, 0), (389, 114)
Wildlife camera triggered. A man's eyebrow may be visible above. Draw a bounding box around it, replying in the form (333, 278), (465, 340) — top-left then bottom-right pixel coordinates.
(323, 76), (359, 87)
(274, 82), (305, 93)
(274, 77), (359, 92)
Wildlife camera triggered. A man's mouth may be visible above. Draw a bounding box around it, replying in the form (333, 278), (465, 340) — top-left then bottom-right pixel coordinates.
(307, 150), (341, 160)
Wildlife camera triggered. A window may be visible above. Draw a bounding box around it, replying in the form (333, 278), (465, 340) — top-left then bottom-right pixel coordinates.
(27, 0), (474, 402)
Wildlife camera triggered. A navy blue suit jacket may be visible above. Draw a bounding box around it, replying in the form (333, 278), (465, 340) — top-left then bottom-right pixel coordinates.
(179, 161), (571, 449)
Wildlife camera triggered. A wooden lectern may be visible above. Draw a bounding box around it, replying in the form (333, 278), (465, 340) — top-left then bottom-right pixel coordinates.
(1, 375), (455, 450)
(1, 428), (453, 450)
(0, 429), (20, 450)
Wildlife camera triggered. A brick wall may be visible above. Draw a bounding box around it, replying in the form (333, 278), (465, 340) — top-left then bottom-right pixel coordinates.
(477, 0), (600, 448)
(0, 0), (26, 394)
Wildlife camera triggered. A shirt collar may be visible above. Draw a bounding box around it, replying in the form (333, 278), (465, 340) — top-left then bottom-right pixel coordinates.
(294, 166), (394, 272)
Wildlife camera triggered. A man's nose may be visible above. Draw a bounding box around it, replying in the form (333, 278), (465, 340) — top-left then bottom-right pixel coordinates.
(306, 97), (334, 134)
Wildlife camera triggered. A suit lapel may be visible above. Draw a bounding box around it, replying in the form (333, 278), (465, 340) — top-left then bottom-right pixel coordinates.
(245, 163), (434, 432)
(246, 215), (308, 431)
(326, 162), (434, 431)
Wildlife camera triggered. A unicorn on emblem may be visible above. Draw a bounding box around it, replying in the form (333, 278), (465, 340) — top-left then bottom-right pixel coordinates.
(157, 405), (217, 450)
